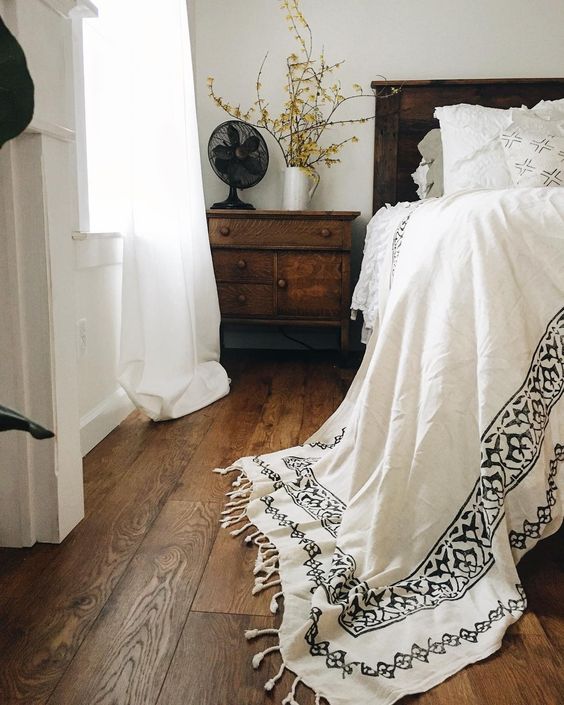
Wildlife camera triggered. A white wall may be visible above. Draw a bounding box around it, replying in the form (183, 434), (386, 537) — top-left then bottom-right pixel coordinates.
(0, 0), (86, 546)
(192, 0), (564, 346)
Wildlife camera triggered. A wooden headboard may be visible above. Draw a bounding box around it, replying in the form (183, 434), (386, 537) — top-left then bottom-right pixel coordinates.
(371, 78), (564, 214)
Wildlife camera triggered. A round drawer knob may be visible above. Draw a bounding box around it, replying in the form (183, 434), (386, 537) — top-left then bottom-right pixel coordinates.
(277, 279), (287, 289)
(237, 294), (246, 303)
(321, 228), (331, 238)
(237, 259), (247, 269)
(219, 226), (230, 236)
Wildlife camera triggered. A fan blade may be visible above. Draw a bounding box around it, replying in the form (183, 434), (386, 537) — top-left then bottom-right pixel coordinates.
(226, 123), (240, 146)
(212, 144), (234, 159)
(229, 161), (249, 185)
(242, 135), (260, 153)
(214, 157), (232, 175)
(241, 156), (263, 176)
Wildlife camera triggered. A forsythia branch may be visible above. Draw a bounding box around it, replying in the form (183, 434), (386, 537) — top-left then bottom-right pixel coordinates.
(207, 0), (397, 171)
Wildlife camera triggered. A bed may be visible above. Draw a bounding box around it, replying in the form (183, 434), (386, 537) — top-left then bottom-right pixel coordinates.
(215, 79), (564, 705)
(353, 77), (564, 341)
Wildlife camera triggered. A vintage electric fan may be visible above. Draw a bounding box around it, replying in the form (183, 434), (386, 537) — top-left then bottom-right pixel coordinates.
(208, 120), (269, 209)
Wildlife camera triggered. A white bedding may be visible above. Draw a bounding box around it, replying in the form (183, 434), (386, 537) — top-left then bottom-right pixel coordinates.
(216, 187), (564, 705)
(351, 200), (423, 342)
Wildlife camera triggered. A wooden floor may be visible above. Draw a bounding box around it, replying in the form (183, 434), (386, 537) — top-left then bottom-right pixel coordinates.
(0, 351), (562, 705)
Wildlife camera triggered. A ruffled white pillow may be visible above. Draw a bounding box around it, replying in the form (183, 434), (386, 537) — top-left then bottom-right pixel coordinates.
(531, 98), (564, 120)
(434, 104), (514, 194)
(434, 101), (564, 194)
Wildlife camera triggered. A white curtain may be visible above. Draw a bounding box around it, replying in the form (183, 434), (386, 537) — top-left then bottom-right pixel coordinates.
(117, 0), (229, 420)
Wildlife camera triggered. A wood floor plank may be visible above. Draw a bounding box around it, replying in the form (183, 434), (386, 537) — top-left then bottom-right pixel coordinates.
(517, 529), (563, 655)
(245, 358), (308, 456)
(466, 633), (563, 705)
(191, 524), (273, 616)
(299, 356), (346, 441)
(0, 352), (561, 705)
(191, 359), (309, 616)
(47, 501), (218, 705)
(0, 424), (212, 705)
(156, 612), (278, 705)
(169, 358), (273, 504)
(84, 402), (223, 510)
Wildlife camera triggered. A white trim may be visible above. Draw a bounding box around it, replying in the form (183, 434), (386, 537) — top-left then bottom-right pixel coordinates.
(27, 118), (76, 143)
(69, 0), (98, 19)
(80, 387), (134, 456)
(73, 232), (124, 269)
(37, 0), (85, 19)
(71, 13), (91, 230)
(72, 231), (123, 240)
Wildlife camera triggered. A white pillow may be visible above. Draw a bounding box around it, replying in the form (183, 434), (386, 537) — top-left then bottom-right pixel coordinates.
(531, 98), (564, 120)
(434, 104), (514, 194)
(510, 108), (564, 134)
(501, 122), (564, 188)
(411, 128), (444, 199)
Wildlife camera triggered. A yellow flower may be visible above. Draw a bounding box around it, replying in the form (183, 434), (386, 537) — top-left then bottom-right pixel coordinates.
(207, 0), (381, 171)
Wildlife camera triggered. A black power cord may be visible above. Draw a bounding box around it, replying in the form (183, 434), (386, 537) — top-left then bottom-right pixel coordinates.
(277, 326), (317, 351)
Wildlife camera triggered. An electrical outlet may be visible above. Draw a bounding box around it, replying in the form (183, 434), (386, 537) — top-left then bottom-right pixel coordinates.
(77, 318), (87, 358)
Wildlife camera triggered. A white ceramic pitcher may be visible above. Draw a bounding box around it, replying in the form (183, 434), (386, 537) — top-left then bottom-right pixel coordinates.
(282, 167), (319, 210)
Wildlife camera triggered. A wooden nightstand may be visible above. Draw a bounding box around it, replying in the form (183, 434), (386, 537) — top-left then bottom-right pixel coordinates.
(207, 209), (360, 360)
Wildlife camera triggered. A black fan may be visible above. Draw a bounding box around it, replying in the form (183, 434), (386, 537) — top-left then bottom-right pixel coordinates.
(208, 120), (269, 209)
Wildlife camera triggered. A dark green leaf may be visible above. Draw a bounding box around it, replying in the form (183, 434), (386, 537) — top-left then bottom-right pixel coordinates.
(0, 16), (34, 148)
(0, 404), (54, 439)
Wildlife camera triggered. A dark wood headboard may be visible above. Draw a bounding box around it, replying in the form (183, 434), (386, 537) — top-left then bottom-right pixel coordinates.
(371, 78), (564, 214)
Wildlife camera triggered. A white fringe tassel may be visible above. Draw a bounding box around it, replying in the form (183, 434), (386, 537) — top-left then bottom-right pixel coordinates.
(230, 521), (253, 537)
(282, 676), (302, 705)
(213, 463), (243, 475)
(214, 465), (324, 704)
(270, 590), (283, 614)
(252, 644), (281, 669)
(244, 529), (262, 545)
(245, 628), (279, 640)
(264, 662), (286, 691)
(252, 577), (281, 595)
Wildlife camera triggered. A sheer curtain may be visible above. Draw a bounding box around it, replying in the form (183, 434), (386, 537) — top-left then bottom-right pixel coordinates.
(117, 0), (229, 420)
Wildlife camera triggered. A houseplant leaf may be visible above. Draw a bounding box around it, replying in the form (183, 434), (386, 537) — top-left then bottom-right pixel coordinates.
(0, 15), (34, 148)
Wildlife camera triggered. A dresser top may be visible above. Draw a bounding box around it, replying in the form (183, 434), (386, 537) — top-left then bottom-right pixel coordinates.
(206, 209), (361, 221)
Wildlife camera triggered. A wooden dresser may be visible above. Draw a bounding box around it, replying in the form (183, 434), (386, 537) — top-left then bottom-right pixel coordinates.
(207, 209), (360, 359)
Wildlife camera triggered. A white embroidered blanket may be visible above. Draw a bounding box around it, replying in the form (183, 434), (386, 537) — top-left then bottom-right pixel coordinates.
(217, 188), (564, 705)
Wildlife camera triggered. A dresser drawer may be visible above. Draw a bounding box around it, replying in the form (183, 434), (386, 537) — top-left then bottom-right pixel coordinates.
(212, 249), (274, 283)
(217, 283), (274, 317)
(209, 217), (345, 249)
(277, 252), (342, 319)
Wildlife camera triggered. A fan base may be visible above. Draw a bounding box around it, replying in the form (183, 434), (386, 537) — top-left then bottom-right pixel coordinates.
(210, 185), (255, 210)
(210, 200), (256, 211)
(210, 199), (255, 210)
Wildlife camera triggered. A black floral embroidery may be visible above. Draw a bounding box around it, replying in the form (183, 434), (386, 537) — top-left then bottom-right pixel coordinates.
(326, 308), (564, 636)
(281, 456), (346, 537)
(249, 309), (562, 680)
(390, 205), (424, 282)
(307, 427), (346, 450)
(509, 443), (562, 550)
(252, 308), (564, 639)
(304, 585), (527, 681)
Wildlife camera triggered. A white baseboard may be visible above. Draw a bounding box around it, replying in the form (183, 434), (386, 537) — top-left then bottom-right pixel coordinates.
(80, 387), (135, 456)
